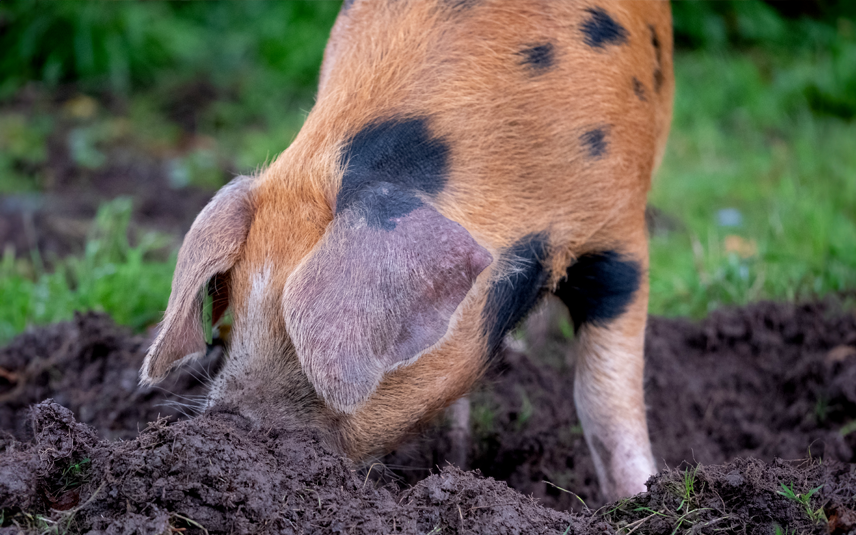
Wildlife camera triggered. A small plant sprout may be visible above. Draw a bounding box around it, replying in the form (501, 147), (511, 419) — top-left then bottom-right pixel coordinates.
(542, 480), (589, 512)
(777, 482), (826, 523)
(668, 465), (702, 515)
(170, 513), (210, 535)
(59, 457), (91, 493)
(839, 420), (856, 437)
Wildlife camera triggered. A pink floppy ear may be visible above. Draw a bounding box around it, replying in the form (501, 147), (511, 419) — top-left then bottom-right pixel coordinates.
(140, 176), (255, 384)
(283, 193), (492, 413)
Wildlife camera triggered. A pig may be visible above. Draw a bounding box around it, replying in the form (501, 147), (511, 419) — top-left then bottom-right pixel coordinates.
(141, 0), (673, 501)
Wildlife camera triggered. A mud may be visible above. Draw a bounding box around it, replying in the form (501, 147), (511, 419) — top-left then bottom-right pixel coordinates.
(1, 401), (853, 534)
(1, 297), (855, 533)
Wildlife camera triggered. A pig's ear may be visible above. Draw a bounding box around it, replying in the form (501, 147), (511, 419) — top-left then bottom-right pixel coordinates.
(283, 186), (492, 413)
(140, 176), (254, 384)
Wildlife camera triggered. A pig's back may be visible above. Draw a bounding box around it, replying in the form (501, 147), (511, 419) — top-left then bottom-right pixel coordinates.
(312, 0), (673, 255)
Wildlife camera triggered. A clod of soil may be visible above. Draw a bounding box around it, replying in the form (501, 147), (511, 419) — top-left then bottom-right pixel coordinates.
(605, 457), (856, 534)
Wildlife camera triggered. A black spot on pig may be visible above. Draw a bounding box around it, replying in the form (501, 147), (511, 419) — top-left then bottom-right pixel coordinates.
(581, 7), (628, 49)
(654, 68), (664, 94)
(580, 126), (610, 159)
(445, 0), (478, 9)
(519, 43), (556, 73)
(650, 25), (661, 55)
(483, 234), (550, 353)
(632, 77), (647, 102)
(554, 250), (641, 331)
(338, 118), (449, 215)
(650, 25), (664, 93)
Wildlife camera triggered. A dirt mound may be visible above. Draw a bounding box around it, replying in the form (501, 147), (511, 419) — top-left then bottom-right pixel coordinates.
(1, 298), (856, 533)
(1, 401), (853, 534)
(606, 457), (856, 534)
(0, 401), (583, 534)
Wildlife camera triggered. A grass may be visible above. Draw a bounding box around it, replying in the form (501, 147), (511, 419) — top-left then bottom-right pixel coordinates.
(514, 385), (533, 431)
(57, 458), (91, 494)
(0, 1), (340, 98)
(469, 395), (497, 437)
(10, 513), (57, 535)
(776, 482), (826, 523)
(839, 420), (856, 437)
(0, 198), (175, 343)
(648, 44), (856, 317)
(4, 481), (107, 535)
(644, 467), (711, 534)
(669, 465), (702, 516)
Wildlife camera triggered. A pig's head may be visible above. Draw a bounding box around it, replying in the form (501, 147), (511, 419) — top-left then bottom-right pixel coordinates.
(140, 158), (492, 456)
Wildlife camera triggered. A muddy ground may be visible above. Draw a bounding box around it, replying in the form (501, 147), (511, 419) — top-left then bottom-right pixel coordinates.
(1, 298), (856, 533)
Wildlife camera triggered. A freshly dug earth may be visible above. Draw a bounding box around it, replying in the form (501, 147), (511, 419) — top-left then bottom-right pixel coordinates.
(0, 401), (583, 534)
(0, 402), (852, 534)
(0, 312), (220, 441)
(1, 298), (856, 533)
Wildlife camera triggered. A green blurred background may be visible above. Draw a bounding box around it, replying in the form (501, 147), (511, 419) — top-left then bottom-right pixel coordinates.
(0, 0), (855, 342)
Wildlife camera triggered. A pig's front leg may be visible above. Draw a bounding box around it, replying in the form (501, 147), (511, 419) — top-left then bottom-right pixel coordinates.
(554, 238), (655, 500)
(572, 307), (654, 500)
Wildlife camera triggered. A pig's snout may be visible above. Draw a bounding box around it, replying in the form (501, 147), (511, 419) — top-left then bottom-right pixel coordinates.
(202, 340), (348, 455)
